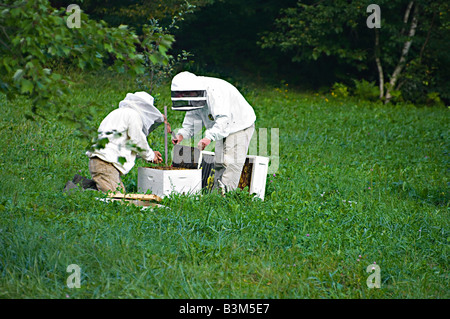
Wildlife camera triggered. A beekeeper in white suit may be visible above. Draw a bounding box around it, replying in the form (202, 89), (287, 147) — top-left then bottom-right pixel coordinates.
(171, 71), (256, 193)
(86, 91), (166, 193)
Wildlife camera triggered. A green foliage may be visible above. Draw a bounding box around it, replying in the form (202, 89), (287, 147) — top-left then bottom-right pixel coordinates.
(400, 57), (448, 106)
(260, 0), (369, 66)
(331, 83), (350, 98)
(425, 92), (445, 107)
(134, 19), (195, 95)
(353, 79), (379, 101)
(260, 0), (450, 104)
(384, 86), (403, 103)
(0, 0), (175, 138)
(332, 79), (396, 103)
(50, 0), (216, 31)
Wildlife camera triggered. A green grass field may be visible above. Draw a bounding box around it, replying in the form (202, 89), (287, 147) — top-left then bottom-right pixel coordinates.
(0, 72), (448, 299)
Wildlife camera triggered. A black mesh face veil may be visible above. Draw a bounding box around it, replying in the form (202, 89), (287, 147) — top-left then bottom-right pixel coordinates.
(171, 91), (206, 98)
(171, 90), (207, 111)
(172, 99), (207, 110)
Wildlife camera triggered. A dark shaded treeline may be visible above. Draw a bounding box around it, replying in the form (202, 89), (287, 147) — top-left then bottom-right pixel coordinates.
(50, 0), (338, 89)
(50, 0), (449, 101)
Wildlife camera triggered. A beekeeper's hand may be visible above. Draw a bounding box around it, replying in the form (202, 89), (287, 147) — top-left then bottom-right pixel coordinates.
(198, 138), (211, 151)
(172, 134), (183, 145)
(163, 115), (172, 134)
(152, 151), (163, 164)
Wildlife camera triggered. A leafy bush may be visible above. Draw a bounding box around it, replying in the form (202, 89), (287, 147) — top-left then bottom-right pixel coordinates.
(331, 82), (349, 98)
(426, 92), (445, 107)
(0, 0), (175, 136)
(352, 79), (379, 102)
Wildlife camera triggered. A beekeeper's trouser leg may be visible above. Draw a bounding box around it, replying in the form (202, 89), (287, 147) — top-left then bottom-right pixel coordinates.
(89, 157), (126, 193)
(214, 124), (255, 193)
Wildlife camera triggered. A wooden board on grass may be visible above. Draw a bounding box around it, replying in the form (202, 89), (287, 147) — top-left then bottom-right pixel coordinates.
(108, 193), (162, 202)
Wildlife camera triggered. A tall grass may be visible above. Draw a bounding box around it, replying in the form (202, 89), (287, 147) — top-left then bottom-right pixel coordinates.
(0, 72), (448, 299)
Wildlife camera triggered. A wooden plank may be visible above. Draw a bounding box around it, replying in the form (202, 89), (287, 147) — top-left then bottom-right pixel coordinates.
(108, 193), (162, 202)
(106, 198), (165, 208)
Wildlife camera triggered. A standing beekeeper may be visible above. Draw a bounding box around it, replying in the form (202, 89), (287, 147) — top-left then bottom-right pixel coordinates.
(171, 71), (256, 193)
(86, 91), (166, 193)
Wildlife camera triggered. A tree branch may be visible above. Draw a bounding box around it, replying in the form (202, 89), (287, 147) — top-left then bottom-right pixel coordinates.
(419, 10), (436, 61)
(385, 3), (419, 103)
(0, 26), (12, 52)
(0, 37), (11, 52)
(401, 1), (415, 35)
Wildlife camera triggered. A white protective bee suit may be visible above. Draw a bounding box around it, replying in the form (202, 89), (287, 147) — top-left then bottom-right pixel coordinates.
(171, 71), (256, 192)
(86, 92), (163, 192)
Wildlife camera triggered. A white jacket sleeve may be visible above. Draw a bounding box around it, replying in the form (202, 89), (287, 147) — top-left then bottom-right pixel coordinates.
(127, 116), (155, 162)
(177, 110), (203, 139)
(205, 114), (230, 141)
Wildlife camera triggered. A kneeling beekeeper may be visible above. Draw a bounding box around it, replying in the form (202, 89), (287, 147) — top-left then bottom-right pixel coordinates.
(86, 92), (166, 193)
(171, 71), (256, 193)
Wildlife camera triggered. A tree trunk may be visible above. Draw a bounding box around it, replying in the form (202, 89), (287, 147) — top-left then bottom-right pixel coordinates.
(384, 2), (419, 103)
(400, 1), (415, 34)
(374, 28), (384, 99)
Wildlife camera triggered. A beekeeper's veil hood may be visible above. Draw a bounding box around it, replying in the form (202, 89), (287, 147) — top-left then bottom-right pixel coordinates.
(171, 71), (207, 111)
(119, 92), (164, 135)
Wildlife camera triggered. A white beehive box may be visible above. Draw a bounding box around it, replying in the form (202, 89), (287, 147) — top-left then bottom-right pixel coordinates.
(199, 151), (269, 200)
(246, 155), (270, 200)
(137, 167), (202, 198)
